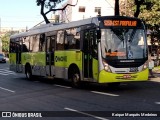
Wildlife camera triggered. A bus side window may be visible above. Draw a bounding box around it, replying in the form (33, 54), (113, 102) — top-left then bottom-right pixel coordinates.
(39, 34), (45, 52)
(22, 37), (30, 52)
(22, 44), (29, 52)
(56, 31), (64, 50)
(10, 41), (16, 53)
(65, 28), (80, 50)
(90, 30), (98, 58)
(75, 32), (80, 49)
(31, 35), (40, 52)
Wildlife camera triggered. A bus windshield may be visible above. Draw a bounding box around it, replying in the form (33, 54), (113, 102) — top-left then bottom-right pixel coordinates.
(101, 28), (147, 60)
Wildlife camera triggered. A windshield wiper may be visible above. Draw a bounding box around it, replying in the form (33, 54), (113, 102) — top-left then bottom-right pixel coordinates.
(128, 29), (136, 43)
(111, 28), (124, 42)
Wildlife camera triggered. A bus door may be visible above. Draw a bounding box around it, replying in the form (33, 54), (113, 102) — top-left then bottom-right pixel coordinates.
(16, 40), (22, 72)
(83, 30), (98, 80)
(46, 36), (55, 76)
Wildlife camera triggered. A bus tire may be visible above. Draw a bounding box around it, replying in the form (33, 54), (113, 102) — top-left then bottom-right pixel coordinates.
(25, 65), (33, 80)
(70, 69), (81, 88)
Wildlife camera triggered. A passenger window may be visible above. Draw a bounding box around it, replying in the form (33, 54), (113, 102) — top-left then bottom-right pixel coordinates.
(56, 31), (64, 50)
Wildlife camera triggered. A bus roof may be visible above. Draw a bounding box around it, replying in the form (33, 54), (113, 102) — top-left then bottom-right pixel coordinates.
(10, 17), (99, 39)
(10, 16), (143, 39)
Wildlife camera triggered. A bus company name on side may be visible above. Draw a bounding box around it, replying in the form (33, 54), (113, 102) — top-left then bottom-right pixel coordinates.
(55, 56), (67, 62)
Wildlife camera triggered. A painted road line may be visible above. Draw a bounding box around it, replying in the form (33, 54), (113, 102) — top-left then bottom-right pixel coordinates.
(0, 69), (16, 75)
(34, 81), (40, 82)
(54, 84), (71, 89)
(0, 69), (10, 71)
(91, 91), (119, 97)
(0, 86), (15, 93)
(0, 69), (13, 71)
(64, 107), (109, 120)
(0, 72), (16, 75)
(155, 102), (160, 105)
(121, 83), (127, 86)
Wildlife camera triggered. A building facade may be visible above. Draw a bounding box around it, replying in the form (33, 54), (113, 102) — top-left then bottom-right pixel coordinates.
(56, 0), (115, 23)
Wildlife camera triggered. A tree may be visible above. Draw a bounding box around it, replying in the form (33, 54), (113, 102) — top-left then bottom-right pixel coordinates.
(115, 0), (120, 15)
(120, 0), (149, 18)
(1, 31), (18, 54)
(36, 0), (78, 24)
(120, 0), (160, 24)
(120, 0), (134, 17)
(139, 0), (160, 26)
(134, 0), (145, 17)
(36, 0), (63, 24)
(1, 33), (10, 53)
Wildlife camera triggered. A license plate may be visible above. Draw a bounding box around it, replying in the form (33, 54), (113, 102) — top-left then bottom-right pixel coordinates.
(123, 74), (131, 79)
(130, 67), (138, 72)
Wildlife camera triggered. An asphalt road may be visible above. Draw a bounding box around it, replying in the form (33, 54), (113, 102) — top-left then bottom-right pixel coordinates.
(0, 62), (160, 120)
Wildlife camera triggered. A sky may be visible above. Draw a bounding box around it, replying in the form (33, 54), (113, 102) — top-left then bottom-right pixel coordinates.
(0, 0), (49, 30)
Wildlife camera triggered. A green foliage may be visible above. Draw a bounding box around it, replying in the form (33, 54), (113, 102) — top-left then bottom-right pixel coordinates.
(1, 33), (10, 52)
(139, 0), (160, 26)
(36, 0), (63, 8)
(120, 0), (160, 26)
(120, 0), (135, 17)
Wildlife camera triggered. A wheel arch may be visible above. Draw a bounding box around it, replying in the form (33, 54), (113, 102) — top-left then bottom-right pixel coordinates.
(25, 62), (31, 74)
(68, 63), (81, 80)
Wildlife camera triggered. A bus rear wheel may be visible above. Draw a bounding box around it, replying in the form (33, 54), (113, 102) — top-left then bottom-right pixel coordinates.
(25, 66), (33, 80)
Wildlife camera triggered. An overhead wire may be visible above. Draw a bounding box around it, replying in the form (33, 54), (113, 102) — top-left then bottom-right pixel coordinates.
(105, 0), (114, 9)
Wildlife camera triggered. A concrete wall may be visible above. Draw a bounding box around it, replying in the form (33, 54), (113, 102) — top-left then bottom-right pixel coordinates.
(57, 0), (115, 23)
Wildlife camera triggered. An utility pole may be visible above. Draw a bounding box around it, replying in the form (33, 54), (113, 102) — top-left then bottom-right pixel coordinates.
(125, 0), (127, 16)
(115, 0), (119, 16)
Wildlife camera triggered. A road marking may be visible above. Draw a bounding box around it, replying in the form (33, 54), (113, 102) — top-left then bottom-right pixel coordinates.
(91, 91), (119, 97)
(121, 83), (127, 86)
(0, 69), (16, 75)
(64, 107), (109, 120)
(54, 84), (71, 89)
(0, 69), (11, 71)
(0, 73), (16, 75)
(0, 86), (15, 93)
(0, 70), (15, 73)
(155, 102), (160, 104)
(34, 81), (40, 83)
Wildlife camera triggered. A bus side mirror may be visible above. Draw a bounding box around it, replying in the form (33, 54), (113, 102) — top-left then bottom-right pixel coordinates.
(97, 30), (101, 40)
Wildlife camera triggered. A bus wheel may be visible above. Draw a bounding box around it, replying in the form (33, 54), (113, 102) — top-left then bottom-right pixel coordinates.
(25, 66), (32, 80)
(71, 72), (81, 88)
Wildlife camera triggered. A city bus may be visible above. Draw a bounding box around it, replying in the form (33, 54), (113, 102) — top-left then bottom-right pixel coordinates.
(9, 16), (148, 87)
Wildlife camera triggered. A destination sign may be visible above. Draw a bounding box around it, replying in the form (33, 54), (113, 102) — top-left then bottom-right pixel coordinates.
(106, 52), (126, 56)
(104, 20), (137, 27)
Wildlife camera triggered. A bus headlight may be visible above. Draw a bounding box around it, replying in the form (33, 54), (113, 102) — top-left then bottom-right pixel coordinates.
(103, 61), (111, 72)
